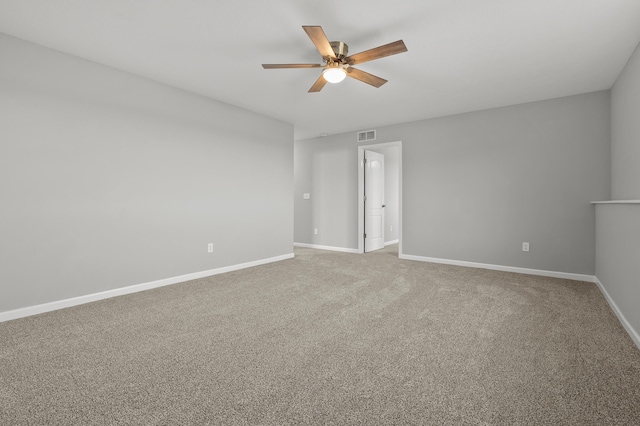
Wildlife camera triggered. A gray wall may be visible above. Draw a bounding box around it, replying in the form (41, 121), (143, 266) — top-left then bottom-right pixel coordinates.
(611, 41), (640, 200)
(0, 34), (294, 313)
(596, 41), (640, 344)
(294, 137), (357, 248)
(295, 91), (611, 275)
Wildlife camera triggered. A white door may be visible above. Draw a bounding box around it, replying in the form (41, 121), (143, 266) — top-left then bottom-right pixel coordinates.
(364, 150), (385, 252)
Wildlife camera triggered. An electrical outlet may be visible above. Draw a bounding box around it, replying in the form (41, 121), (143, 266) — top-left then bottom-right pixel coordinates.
(208, 243), (213, 253)
(314, 228), (318, 235)
(522, 242), (529, 252)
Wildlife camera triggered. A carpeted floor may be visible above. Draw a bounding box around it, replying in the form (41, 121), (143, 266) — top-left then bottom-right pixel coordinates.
(1, 244), (639, 425)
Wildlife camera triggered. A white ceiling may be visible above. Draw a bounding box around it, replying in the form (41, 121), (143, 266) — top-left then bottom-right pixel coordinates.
(1, 1), (640, 140)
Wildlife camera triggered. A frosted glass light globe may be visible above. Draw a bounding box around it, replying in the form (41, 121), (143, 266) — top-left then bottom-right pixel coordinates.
(323, 67), (347, 83)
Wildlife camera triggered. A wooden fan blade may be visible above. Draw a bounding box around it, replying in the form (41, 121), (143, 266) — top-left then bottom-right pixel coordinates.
(308, 74), (328, 92)
(262, 64), (323, 69)
(302, 26), (335, 59)
(346, 40), (407, 65)
(346, 67), (388, 88)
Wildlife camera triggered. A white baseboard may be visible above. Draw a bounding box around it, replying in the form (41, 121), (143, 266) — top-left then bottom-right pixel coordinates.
(293, 242), (359, 254)
(593, 277), (640, 350)
(0, 253), (295, 323)
(384, 239), (400, 246)
(399, 253), (596, 283)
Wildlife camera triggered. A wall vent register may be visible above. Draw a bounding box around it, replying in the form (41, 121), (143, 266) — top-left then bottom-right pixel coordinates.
(358, 130), (376, 142)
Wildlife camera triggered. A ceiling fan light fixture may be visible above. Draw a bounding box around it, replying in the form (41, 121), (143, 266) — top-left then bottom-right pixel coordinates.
(322, 67), (347, 83)
(262, 26), (407, 92)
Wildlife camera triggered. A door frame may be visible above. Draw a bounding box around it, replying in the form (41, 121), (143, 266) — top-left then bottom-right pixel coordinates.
(357, 141), (402, 255)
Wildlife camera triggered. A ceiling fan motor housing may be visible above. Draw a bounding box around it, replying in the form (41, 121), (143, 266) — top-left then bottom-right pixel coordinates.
(329, 41), (348, 60)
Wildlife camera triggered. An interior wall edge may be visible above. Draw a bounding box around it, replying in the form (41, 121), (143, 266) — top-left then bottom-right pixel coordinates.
(594, 276), (640, 350)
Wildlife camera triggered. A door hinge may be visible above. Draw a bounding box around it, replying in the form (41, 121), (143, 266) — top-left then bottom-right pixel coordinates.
(363, 195), (367, 202)
(364, 233), (367, 239)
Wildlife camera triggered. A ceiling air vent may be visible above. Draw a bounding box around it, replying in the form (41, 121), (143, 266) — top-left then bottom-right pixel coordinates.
(357, 130), (376, 142)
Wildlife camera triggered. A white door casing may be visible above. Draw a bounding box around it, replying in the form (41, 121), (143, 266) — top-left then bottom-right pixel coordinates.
(364, 150), (385, 252)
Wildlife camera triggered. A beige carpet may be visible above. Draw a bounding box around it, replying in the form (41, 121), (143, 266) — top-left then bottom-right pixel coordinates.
(1, 245), (639, 425)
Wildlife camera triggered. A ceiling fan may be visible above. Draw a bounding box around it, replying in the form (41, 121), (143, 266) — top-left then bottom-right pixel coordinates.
(262, 26), (408, 92)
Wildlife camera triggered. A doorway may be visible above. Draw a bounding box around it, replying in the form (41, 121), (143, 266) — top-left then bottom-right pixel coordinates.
(357, 141), (402, 255)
